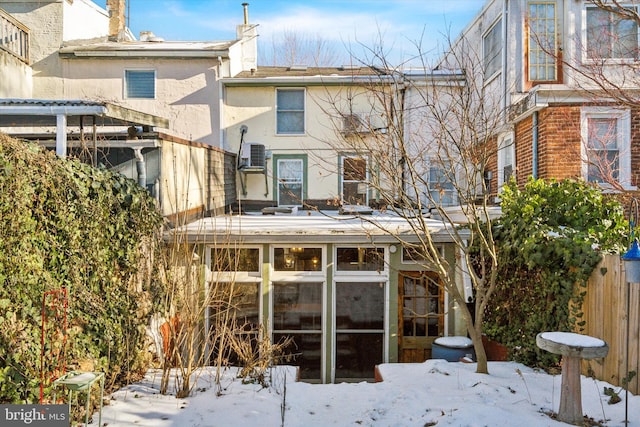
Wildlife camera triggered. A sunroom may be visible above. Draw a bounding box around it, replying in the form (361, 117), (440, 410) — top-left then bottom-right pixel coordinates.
(169, 210), (469, 384)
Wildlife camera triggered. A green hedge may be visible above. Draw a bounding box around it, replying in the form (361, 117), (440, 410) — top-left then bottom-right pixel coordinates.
(0, 134), (163, 403)
(483, 178), (628, 369)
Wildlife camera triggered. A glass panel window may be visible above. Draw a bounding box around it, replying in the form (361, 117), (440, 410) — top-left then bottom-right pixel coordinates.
(528, 2), (557, 81)
(274, 247), (322, 271)
(273, 282), (323, 381)
(426, 162), (456, 207)
(342, 155), (368, 205)
(581, 108), (631, 188)
(401, 273), (443, 338)
(483, 18), (503, 77)
(277, 158), (303, 206)
(277, 89), (305, 134)
(335, 282), (385, 379)
(211, 248), (260, 272)
(586, 6), (639, 59)
(497, 134), (515, 188)
(336, 247), (385, 271)
(208, 282), (260, 365)
(125, 70), (155, 99)
(587, 117), (619, 183)
(402, 247), (427, 262)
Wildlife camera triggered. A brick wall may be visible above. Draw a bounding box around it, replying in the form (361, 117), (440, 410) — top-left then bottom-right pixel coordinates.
(514, 105), (583, 186)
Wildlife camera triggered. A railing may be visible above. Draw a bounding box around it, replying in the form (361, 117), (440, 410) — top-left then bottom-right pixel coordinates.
(0, 8), (29, 64)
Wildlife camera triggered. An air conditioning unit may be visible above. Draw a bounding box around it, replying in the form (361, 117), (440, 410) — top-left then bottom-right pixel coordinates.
(342, 114), (367, 134)
(240, 143), (266, 168)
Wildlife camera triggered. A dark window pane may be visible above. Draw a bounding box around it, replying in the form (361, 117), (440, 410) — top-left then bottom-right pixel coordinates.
(273, 282), (322, 330)
(273, 332), (321, 381)
(336, 247), (384, 271)
(335, 282), (384, 330)
(211, 248), (260, 272)
(335, 333), (383, 379)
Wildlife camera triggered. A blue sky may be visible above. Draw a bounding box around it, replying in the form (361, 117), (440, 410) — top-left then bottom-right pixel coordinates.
(99, 0), (487, 65)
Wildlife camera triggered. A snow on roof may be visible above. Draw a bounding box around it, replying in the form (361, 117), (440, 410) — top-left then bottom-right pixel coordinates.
(167, 210), (461, 244)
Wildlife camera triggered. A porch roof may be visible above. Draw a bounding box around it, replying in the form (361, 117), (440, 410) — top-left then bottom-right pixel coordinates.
(167, 210), (464, 245)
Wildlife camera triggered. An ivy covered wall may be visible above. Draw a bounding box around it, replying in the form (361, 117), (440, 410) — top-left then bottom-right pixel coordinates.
(0, 134), (164, 403)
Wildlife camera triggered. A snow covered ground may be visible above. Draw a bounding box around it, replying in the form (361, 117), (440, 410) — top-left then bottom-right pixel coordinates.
(89, 360), (640, 426)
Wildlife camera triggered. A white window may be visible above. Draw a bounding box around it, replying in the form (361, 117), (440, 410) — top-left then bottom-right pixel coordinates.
(528, 2), (557, 82)
(497, 133), (515, 189)
(277, 158), (304, 206)
(124, 70), (155, 99)
(426, 160), (456, 207)
(580, 107), (632, 188)
(276, 88), (305, 134)
(586, 5), (639, 59)
(483, 18), (503, 78)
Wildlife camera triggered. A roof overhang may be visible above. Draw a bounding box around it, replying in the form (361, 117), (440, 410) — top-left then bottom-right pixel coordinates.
(0, 99), (169, 128)
(165, 211), (463, 245)
(222, 75), (396, 87)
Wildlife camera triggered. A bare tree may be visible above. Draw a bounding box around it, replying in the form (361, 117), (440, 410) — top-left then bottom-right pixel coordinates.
(258, 29), (348, 66)
(310, 33), (507, 374)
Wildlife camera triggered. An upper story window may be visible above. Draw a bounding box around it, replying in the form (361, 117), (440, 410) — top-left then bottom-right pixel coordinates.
(483, 18), (503, 78)
(125, 70), (155, 99)
(527, 2), (559, 82)
(586, 5), (639, 60)
(341, 155), (369, 205)
(581, 107), (631, 188)
(276, 88), (305, 134)
(426, 160), (456, 207)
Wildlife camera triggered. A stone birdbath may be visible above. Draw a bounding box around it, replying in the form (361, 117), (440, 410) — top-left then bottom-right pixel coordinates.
(536, 332), (609, 426)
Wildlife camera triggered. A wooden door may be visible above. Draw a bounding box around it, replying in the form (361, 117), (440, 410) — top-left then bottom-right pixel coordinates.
(398, 271), (444, 363)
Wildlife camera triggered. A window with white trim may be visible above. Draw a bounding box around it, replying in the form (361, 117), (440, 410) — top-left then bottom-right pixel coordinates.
(586, 5), (639, 59)
(276, 88), (305, 134)
(483, 18), (503, 78)
(497, 133), (515, 189)
(125, 70), (155, 99)
(425, 159), (456, 207)
(581, 107), (631, 188)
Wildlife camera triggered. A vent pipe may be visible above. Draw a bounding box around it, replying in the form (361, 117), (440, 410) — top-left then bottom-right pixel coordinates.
(242, 3), (249, 25)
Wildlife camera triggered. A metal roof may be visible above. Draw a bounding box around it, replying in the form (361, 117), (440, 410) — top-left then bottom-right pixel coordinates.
(0, 99), (169, 128)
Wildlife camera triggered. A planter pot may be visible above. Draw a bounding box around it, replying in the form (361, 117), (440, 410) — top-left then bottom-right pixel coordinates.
(482, 335), (509, 361)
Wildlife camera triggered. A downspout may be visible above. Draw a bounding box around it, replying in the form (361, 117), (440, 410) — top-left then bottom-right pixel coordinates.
(133, 147), (146, 188)
(501, 0), (509, 124)
(532, 111), (538, 179)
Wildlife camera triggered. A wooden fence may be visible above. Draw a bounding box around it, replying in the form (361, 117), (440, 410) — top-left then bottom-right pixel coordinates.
(581, 254), (640, 394)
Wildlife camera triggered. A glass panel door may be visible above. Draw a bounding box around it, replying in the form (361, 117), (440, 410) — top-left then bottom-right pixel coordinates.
(277, 158), (303, 206)
(335, 281), (385, 380)
(272, 282), (323, 381)
(398, 271), (444, 363)
(341, 156), (368, 205)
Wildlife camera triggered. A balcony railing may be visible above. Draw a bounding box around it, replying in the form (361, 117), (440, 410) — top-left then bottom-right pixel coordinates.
(0, 8), (29, 64)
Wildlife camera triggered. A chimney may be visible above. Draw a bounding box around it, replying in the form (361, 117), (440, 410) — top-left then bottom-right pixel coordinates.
(107, 0), (126, 41)
(234, 2), (257, 73)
